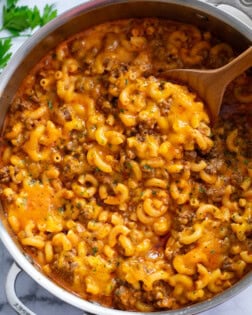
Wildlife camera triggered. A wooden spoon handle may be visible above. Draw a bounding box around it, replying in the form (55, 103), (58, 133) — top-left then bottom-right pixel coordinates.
(215, 46), (252, 87)
(206, 46), (252, 121)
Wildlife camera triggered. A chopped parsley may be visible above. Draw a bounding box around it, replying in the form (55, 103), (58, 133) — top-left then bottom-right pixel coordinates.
(199, 186), (206, 193)
(143, 164), (153, 171)
(125, 162), (132, 169)
(47, 100), (53, 110)
(58, 206), (65, 213)
(92, 246), (98, 255)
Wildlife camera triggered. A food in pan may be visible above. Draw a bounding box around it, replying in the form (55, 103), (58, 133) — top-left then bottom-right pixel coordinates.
(0, 18), (251, 311)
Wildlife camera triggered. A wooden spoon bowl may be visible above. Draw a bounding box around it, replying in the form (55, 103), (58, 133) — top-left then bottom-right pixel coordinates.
(162, 46), (252, 122)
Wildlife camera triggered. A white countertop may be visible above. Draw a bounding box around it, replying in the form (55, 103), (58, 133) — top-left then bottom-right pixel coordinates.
(0, 1), (251, 314)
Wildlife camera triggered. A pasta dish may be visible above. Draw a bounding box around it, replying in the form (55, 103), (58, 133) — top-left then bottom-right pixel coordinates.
(0, 18), (251, 311)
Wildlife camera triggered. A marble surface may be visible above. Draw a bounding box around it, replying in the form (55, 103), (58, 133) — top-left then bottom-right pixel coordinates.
(0, 0), (252, 314)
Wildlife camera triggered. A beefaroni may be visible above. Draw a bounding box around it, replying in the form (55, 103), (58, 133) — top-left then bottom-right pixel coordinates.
(0, 16), (251, 313)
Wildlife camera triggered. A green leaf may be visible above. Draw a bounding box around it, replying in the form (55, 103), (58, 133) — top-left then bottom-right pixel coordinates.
(0, 2), (57, 72)
(2, 4), (51, 33)
(3, 5), (32, 32)
(0, 39), (12, 70)
(40, 4), (57, 26)
(29, 6), (41, 30)
(7, 0), (19, 9)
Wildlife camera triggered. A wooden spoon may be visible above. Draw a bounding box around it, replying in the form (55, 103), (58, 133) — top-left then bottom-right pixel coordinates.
(162, 46), (252, 122)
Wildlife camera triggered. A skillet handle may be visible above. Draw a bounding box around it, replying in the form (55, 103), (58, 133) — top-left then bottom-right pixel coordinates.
(5, 262), (36, 315)
(6, 262), (92, 315)
(205, 0), (252, 24)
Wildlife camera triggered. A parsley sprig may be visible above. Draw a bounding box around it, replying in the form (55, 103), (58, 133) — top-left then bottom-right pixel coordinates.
(0, 38), (12, 69)
(0, 0), (57, 71)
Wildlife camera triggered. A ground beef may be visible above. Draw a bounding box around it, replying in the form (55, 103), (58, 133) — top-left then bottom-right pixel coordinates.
(221, 257), (233, 271)
(245, 140), (252, 158)
(184, 150), (197, 161)
(246, 239), (252, 252)
(114, 281), (174, 311)
(24, 118), (41, 130)
(93, 172), (112, 185)
(205, 158), (225, 175)
(61, 156), (84, 181)
(65, 140), (79, 152)
(53, 105), (72, 125)
(0, 166), (10, 183)
(206, 137), (224, 159)
(159, 97), (172, 116)
(205, 186), (225, 203)
(10, 98), (33, 113)
(172, 209), (195, 232)
(143, 280), (174, 309)
(137, 121), (156, 135)
(114, 284), (140, 310)
(230, 171), (244, 186)
(125, 148), (136, 159)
